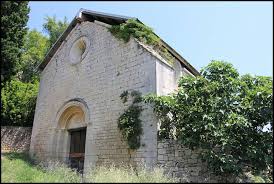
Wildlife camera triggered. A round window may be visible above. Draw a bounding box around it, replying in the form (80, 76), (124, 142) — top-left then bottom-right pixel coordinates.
(69, 36), (89, 65)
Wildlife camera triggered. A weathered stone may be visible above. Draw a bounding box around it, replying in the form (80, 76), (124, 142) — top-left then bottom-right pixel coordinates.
(174, 150), (179, 157)
(163, 155), (169, 161)
(26, 9), (228, 183)
(158, 148), (166, 154)
(1, 126), (32, 153)
(157, 143), (164, 148)
(158, 155), (164, 160)
(185, 149), (192, 156)
(188, 158), (198, 164)
(157, 139), (226, 183)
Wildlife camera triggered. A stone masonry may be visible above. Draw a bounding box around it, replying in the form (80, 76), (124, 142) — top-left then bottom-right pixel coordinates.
(157, 139), (222, 183)
(29, 10), (213, 182)
(30, 21), (163, 171)
(1, 126), (32, 153)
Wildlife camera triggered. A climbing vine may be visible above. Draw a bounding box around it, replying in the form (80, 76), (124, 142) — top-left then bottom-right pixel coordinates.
(108, 19), (175, 65)
(118, 90), (143, 149)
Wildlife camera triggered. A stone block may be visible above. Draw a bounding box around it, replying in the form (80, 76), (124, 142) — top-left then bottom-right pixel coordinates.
(185, 149), (192, 156)
(158, 155), (164, 160)
(158, 148), (166, 154)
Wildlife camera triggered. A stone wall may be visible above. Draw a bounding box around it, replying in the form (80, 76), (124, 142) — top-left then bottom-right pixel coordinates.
(30, 20), (159, 172)
(157, 139), (222, 183)
(30, 17), (194, 174)
(1, 126), (32, 153)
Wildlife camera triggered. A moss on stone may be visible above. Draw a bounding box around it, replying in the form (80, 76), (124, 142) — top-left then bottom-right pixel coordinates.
(108, 19), (175, 66)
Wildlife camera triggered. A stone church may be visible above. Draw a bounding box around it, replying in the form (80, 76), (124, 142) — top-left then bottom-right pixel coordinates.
(30, 9), (219, 182)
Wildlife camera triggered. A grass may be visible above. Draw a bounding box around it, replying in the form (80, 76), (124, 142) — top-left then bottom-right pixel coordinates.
(1, 152), (80, 183)
(85, 163), (178, 183)
(1, 152), (177, 183)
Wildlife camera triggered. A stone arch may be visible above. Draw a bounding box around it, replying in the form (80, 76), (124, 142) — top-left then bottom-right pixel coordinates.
(50, 98), (90, 163)
(55, 99), (90, 130)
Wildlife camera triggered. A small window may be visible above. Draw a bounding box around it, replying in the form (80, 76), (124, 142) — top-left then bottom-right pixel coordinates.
(77, 38), (86, 56)
(69, 36), (89, 65)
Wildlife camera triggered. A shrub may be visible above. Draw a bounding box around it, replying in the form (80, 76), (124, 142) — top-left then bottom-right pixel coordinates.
(144, 60), (273, 176)
(1, 79), (39, 126)
(109, 19), (160, 46)
(108, 19), (175, 65)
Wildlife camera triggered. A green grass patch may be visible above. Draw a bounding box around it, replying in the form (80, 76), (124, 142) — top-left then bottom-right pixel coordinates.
(1, 152), (177, 183)
(1, 152), (80, 183)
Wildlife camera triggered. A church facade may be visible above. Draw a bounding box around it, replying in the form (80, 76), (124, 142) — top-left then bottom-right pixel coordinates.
(29, 9), (218, 182)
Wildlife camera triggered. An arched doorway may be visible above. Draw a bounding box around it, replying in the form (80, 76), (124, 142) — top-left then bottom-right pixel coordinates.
(52, 99), (89, 173)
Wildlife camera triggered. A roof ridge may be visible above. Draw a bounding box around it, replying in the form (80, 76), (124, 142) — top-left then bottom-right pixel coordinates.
(37, 8), (199, 76)
(79, 8), (136, 20)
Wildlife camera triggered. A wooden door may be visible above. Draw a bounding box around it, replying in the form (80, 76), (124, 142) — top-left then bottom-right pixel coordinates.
(69, 128), (86, 173)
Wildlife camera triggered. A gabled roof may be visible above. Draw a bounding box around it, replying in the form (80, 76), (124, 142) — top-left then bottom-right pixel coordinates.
(38, 8), (200, 76)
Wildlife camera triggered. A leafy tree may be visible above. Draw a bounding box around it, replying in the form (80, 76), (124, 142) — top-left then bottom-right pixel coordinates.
(19, 29), (49, 82)
(1, 14), (68, 127)
(20, 15), (69, 82)
(43, 16), (69, 48)
(144, 60), (273, 177)
(1, 79), (39, 126)
(1, 1), (30, 83)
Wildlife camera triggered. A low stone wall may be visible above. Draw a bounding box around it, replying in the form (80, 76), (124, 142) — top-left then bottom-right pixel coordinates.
(157, 139), (222, 183)
(1, 126), (32, 153)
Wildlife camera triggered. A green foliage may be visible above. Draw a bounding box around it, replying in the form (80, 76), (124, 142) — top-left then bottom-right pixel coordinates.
(131, 90), (142, 103)
(43, 15), (69, 48)
(144, 95), (177, 140)
(118, 90), (143, 149)
(1, 14), (67, 127)
(158, 46), (175, 66)
(20, 29), (49, 82)
(1, 79), (39, 126)
(252, 175), (266, 183)
(144, 60), (273, 176)
(1, 1), (30, 83)
(235, 170), (273, 183)
(108, 19), (175, 65)
(109, 19), (160, 45)
(120, 90), (129, 103)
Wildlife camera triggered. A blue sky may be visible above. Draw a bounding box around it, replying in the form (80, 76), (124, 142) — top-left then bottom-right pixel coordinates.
(28, 1), (273, 76)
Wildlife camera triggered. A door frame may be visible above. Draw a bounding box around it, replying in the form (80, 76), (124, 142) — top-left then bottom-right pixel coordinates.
(68, 127), (87, 173)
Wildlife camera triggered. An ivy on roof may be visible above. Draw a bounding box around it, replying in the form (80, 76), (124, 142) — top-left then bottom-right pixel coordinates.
(108, 19), (175, 66)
